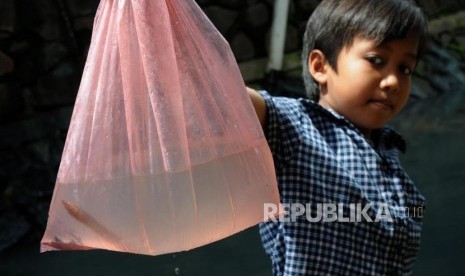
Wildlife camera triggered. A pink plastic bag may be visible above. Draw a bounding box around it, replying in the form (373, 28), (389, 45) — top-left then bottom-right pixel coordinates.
(40, 0), (280, 256)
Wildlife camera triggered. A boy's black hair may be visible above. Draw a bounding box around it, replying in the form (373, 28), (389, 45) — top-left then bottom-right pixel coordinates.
(302, 0), (428, 101)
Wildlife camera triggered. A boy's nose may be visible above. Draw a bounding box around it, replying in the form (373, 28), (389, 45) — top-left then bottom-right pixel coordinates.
(380, 73), (399, 93)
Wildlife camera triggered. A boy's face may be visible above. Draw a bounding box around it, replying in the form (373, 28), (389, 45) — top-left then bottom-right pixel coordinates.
(317, 36), (419, 137)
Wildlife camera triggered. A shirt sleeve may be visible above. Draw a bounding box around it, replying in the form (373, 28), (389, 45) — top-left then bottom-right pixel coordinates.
(258, 90), (303, 167)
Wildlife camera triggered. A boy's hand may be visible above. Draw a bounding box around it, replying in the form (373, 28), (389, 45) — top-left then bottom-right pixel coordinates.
(247, 87), (266, 129)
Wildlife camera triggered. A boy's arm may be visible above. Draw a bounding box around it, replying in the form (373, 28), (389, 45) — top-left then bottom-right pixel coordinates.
(246, 87), (266, 129)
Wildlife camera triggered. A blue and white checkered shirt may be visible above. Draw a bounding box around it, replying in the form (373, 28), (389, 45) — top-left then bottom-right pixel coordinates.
(258, 91), (425, 275)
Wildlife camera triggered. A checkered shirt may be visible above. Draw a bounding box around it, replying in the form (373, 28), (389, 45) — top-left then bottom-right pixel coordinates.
(258, 91), (426, 275)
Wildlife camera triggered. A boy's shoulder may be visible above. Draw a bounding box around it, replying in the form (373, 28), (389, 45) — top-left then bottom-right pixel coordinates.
(258, 90), (349, 126)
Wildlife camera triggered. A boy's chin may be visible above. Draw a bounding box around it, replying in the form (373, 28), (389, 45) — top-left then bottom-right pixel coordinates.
(369, 121), (389, 130)
(355, 119), (391, 136)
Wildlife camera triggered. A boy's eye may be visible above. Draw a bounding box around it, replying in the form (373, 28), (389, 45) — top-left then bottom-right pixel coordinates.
(365, 56), (384, 65)
(400, 65), (414, 76)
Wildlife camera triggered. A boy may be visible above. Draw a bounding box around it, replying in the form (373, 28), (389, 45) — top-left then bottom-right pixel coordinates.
(247, 0), (427, 275)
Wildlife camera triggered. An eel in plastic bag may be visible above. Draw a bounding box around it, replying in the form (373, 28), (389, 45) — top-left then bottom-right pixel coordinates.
(40, 0), (280, 256)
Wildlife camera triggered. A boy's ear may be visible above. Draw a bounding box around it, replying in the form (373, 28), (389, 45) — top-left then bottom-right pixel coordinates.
(308, 50), (329, 85)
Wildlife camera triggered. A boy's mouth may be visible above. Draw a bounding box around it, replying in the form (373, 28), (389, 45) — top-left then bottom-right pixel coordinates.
(368, 99), (394, 110)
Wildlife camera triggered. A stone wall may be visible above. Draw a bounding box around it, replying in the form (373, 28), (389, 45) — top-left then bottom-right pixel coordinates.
(0, 0), (465, 251)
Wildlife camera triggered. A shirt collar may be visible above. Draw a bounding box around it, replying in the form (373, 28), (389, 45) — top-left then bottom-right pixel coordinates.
(372, 127), (407, 153)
